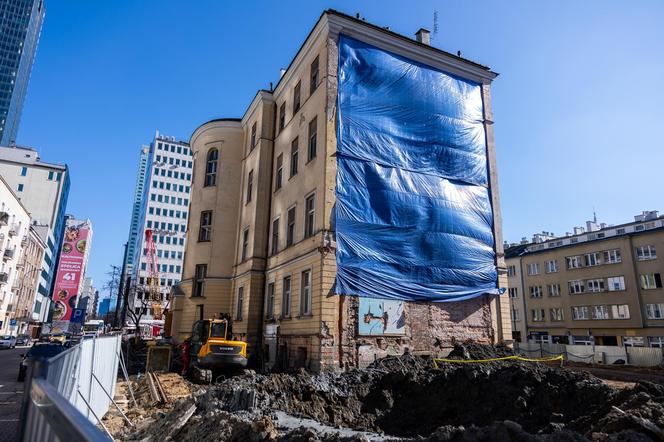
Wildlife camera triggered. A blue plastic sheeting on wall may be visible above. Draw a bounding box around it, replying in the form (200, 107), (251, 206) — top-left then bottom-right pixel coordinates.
(335, 35), (500, 302)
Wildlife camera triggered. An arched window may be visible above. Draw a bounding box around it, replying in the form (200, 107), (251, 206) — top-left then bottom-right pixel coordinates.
(204, 148), (218, 187)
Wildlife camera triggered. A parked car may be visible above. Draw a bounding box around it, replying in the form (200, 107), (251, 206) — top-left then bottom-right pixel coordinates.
(16, 334), (31, 346)
(17, 344), (67, 382)
(0, 335), (16, 349)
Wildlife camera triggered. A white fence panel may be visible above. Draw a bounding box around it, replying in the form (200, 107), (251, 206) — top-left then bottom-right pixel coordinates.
(627, 347), (664, 367)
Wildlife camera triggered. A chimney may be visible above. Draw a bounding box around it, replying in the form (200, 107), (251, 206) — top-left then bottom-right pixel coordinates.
(279, 68), (286, 78)
(415, 28), (430, 45)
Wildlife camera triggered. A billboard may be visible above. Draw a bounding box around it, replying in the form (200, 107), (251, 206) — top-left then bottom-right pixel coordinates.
(52, 222), (91, 322)
(358, 298), (406, 336)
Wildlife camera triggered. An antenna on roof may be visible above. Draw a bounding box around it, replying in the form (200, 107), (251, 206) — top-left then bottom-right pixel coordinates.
(593, 207), (597, 223)
(433, 10), (439, 40)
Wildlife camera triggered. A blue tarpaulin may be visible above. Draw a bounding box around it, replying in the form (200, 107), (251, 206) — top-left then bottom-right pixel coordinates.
(334, 35), (500, 302)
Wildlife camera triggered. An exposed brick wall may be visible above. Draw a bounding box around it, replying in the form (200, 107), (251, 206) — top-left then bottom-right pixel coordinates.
(332, 295), (494, 369)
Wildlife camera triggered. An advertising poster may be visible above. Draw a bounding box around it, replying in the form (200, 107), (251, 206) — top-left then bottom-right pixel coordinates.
(52, 224), (90, 322)
(358, 298), (406, 336)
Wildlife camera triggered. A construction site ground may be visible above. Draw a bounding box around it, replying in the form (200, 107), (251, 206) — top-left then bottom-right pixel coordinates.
(103, 344), (664, 441)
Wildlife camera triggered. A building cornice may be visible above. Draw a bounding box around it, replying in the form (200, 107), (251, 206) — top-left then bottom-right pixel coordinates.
(190, 120), (243, 148)
(241, 90), (275, 125)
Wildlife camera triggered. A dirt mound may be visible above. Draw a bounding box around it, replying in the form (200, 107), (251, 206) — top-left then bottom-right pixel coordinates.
(123, 346), (664, 441)
(446, 342), (515, 360)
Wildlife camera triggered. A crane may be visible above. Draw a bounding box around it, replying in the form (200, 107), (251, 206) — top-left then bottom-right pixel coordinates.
(144, 229), (162, 319)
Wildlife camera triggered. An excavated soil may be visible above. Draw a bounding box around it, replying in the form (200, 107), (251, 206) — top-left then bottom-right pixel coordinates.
(121, 344), (664, 441)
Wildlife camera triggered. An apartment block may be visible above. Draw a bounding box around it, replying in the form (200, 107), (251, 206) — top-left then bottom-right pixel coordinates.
(507, 211), (664, 347)
(128, 132), (192, 323)
(0, 145), (70, 301)
(14, 224), (45, 336)
(0, 175), (31, 335)
(170, 10), (509, 371)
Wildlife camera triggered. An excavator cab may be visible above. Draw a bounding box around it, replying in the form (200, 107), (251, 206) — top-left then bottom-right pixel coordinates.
(188, 318), (248, 383)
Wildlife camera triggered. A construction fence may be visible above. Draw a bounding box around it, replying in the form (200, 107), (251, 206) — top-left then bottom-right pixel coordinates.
(515, 341), (664, 367)
(20, 335), (123, 441)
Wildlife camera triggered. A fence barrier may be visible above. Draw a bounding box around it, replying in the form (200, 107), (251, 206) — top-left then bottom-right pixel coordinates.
(515, 341), (664, 367)
(19, 335), (121, 441)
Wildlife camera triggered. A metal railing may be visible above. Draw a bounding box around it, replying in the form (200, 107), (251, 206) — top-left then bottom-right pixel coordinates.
(19, 335), (122, 441)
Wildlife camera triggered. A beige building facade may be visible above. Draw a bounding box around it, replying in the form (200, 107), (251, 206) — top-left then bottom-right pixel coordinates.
(507, 212), (664, 347)
(14, 225), (45, 336)
(170, 10), (510, 371)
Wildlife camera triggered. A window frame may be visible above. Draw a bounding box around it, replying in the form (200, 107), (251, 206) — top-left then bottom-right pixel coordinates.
(290, 138), (299, 178)
(309, 56), (319, 94)
(282, 275), (292, 317)
(236, 287), (244, 321)
(300, 269), (312, 316)
(307, 116), (317, 162)
(304, 192), (315, 238)
(198, 210), (213, 242)
(246, 169), (253, 204)
(192, 264), (207, 297)
(293, 81), (301, 114)
(204, 148), (219, 187)
(286, 206), (296, 247)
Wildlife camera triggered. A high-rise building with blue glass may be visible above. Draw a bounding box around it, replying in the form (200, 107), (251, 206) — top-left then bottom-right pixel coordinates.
(0, 0), (45, 145)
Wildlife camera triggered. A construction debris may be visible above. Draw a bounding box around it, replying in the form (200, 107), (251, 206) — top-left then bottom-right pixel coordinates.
(113, 344), (664, 441)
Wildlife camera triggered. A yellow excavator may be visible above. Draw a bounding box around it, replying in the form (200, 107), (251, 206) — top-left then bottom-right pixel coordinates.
(186, 316), (248, 383)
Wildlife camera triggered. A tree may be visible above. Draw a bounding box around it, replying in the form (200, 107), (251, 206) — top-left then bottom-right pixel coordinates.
(102, 265), (121, 327)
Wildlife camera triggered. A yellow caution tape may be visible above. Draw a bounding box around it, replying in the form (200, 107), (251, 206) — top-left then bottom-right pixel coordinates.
(432, 354), (563, 369)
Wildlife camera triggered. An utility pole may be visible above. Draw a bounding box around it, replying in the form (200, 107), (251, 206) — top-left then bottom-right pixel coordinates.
(104, 265), (121, 328)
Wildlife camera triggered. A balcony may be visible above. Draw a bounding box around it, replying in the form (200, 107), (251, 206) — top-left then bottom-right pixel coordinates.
(3, 249), (14, 261)
(0, 212), (8, 226)
(15, 256), (25, 269)
(0, 272), (8, 284)
(8, 224), (19, 237)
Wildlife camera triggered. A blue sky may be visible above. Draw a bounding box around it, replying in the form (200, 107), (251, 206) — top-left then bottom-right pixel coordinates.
(17, 1), (664, 297)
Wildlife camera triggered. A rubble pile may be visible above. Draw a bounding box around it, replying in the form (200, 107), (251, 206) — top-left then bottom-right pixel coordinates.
(122, 345), (664, 441)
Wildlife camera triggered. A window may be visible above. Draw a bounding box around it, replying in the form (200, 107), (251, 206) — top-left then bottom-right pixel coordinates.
(310, 56), (319, 93)
(300, 270), (311, 315)
(511, 308), (520, 321)
(572, 306), (589, 320)
(250, 122), (257, 150)
(567, 256), (581, 269)
(548, 284), (561, 297)
(266, 282), (275, 319)
(591, 305), (610, 320)
(545, 260), (558, 273)
(507, 265), (516, 277)
(586, 279), (605, 293)
(623, 336), (645, 347)
(204, 149), (218, 187)
(527, 263), (539, 276)
(646, 303), (664, 319)
(279, 102), (286, 132)
(241, 228), (249, 261)
(275, 153), (283, 190)
(635, 224), (645, 232)
(641, 273), (662, 290)
(282, 276), (292, 317)
(290, 138), (299, 177)
(293, 81), (301, 114)
(199, 211), (212, 241)
(550, 308), (564, 322)
(17, 184), (23, 192)
(308, 117), (317, 162)
(236, 287), (244, 321)
(611, 304), (630, 319)
(287, 207), (296, 246)
(529, 286), (543, 298)
(271, 218), (280, 255)
(584, 252), (600, 267)
(246, 170), (253, 203)
(193, 264), (206, 297)
(531, 309), (545, 322)
(636, 245), (657, 260)
(568, 280), (584, 294)
(607, 276), (625, 291)
(603, 249), (621, 264)
(48, 171), (54, 180)
(508, 287), (518, 298)
(20, 166), (26, 176)
(304, 194), (315, 238)
(649, 337), (664, 348)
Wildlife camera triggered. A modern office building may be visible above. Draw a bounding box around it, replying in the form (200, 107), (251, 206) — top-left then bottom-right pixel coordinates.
(0, 175), (31, 335)
(0, 145), (70, 298)
(170, 10), (509, 372)
(124, 146), (150, 275)
(78, 277), (96, 319)
(507, 211), (664, 347)
(14, 224), (45, 336)
(0, 0), (45, 145)
(128, 132), (192, 323)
